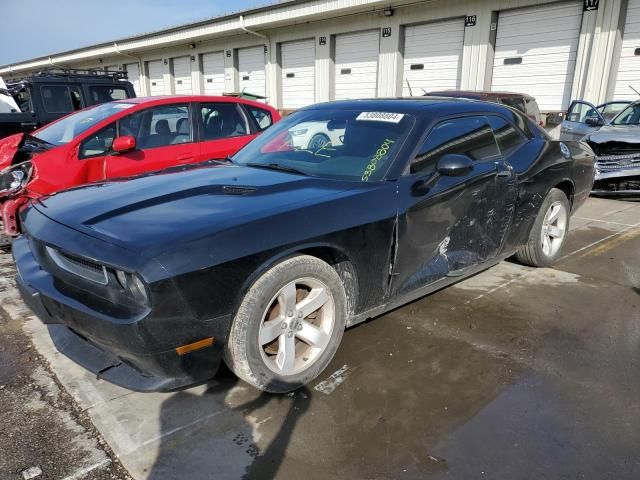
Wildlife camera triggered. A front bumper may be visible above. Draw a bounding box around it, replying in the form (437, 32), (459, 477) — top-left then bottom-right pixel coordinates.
(13, 234), (224, 392)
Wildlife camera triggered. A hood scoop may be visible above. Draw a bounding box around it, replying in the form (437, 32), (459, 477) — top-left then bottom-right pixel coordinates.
(222, 185), (257, 195)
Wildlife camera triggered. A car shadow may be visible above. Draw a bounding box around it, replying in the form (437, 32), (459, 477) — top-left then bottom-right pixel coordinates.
(146, 365), (311, 480)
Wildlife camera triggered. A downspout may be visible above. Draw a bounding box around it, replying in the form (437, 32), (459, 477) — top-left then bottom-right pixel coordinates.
(239, 15), (269, 40)
(238, 14), (272, 101)
(114, 42), (144, 94)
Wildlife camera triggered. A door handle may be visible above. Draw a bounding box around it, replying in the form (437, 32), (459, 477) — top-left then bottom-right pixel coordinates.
(176, 155), (194, 162)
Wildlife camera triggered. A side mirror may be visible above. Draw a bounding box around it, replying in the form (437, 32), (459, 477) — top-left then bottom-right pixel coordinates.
(112, 135), (136, 153)
(436, 154), (474, 177)
(585, 117), (604, 127)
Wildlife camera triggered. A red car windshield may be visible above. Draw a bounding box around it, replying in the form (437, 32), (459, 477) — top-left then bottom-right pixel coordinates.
(34, 102), (136, 146)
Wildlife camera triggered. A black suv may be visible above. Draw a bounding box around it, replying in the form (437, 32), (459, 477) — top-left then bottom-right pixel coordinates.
(0, 69), (136, 138)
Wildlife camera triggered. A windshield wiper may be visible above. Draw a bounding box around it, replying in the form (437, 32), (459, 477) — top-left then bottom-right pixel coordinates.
(245, 162), (308, 176)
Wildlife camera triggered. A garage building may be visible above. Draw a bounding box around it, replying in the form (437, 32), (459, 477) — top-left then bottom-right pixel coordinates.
(0, 0), (631, 116)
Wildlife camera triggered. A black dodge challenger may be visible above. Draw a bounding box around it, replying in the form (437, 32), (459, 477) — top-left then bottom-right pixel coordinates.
(14, 98), (595, 393)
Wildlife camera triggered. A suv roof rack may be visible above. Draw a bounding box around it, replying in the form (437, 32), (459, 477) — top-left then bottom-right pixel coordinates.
(26, 68), (129, 81)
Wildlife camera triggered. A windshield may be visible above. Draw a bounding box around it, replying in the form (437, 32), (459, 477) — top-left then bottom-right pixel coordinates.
(34, 101), (136, 145)
(611, 103), (640, 126)
(232, 108), (415, 182)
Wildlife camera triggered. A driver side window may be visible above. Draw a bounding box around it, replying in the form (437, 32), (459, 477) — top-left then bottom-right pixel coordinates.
(412, 116), (499, 174)
(79, 124), (116, 159)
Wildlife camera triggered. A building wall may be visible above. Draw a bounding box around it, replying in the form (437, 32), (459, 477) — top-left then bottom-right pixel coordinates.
(0, 0), (628, 112)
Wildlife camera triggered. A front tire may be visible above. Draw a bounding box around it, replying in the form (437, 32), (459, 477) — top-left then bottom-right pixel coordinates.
(516, 188), (570, 267)
(224, 255), (347, 393)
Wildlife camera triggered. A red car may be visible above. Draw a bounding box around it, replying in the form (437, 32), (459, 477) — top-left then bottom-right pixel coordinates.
(0, 96), (280, 242)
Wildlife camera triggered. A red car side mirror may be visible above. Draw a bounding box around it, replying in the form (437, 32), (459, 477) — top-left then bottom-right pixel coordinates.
(112, 136), (136, 154)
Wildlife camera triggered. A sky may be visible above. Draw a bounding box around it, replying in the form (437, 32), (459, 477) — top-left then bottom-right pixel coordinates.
(0, 0), (274, 66)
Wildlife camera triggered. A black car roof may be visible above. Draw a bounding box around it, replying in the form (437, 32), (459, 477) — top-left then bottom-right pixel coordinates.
(301, 97), (512, 116)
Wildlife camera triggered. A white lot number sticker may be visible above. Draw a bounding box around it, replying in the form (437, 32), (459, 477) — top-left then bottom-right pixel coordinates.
(356, 112), (405, 123)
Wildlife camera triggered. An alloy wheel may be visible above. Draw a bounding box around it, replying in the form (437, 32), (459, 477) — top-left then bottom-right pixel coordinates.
(541, 200), (567, 257)
(259, 277), (335, 376)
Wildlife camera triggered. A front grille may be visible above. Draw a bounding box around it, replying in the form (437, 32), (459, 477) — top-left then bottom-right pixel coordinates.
(46, 246), (108, 285)
(596, 153), (640, 171)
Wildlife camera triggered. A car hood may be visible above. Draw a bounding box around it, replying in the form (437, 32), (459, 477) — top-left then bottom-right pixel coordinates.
(586, 124), (640, 145)
(31, 163), (363, 253)
(0, 133), (54, 171)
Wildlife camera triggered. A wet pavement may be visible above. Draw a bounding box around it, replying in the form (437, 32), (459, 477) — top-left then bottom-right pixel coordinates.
(2, 196), (640, 479)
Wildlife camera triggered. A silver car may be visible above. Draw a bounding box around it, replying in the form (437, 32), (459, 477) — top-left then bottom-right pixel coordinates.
(560, 100), (631, 141)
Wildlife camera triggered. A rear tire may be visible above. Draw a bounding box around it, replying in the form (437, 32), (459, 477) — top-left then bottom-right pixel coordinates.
(224, 255), (347, 393)
(516, 188), (570, 267)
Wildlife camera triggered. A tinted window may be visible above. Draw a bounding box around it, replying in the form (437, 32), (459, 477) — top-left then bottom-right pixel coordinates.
(41, 85), (79, 113)
(487, 115), (526, 156)
(232, 109), (415, 182)
(248, 107), (273, 131)
(119, 104), (191, 149)
(200, 103), (248, 140)
(413, 116), (499, 174)
(79, 124), (116, 159)
(90, 86), (129, 104)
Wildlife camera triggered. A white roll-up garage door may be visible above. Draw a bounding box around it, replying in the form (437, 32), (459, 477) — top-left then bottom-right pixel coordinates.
(402, 19), (465, 96)
(613, 0), (640, 99)
(172, 56), (192, 95)
(335, 30), (379, 100)
(124, 63), (141, 96)
(202, 52), (225, 96)
(491, 2), (583, 112)
(239, 46), (266, 99)
(281, 39), (315, 109)
(147, 60), (164, 96)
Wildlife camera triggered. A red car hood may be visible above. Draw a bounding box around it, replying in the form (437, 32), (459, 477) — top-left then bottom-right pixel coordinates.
(0, 133), (24, 171)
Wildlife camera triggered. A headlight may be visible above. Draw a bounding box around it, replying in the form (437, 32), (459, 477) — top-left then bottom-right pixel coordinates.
(290, 128), (308, 136)
(113, 269), (149, 305)
(0, 161), (32, 195)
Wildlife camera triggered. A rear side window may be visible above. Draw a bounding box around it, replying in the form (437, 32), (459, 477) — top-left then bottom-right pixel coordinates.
(487, 115), (526, 157)
(199, 103), (249, 140)
(41, 85), (82, 113)
(247, 107), (273, 131)
(412, 116), (499, 174)
(90, 86), (129, 104)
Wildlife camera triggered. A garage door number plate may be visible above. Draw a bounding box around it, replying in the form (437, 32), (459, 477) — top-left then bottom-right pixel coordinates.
(356, 112), (405, 123)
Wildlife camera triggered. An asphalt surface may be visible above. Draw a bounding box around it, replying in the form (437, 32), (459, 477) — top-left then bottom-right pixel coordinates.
(1, 196), (639, 479)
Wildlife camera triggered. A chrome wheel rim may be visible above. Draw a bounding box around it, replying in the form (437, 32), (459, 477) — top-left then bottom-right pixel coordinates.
(259, 277), (335, 376)
(541, 200), (567, 257)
